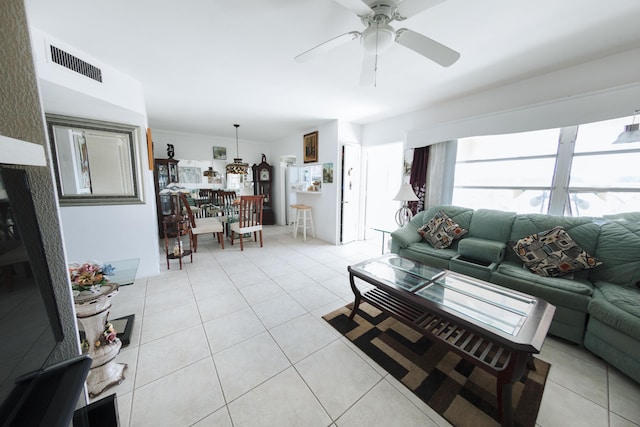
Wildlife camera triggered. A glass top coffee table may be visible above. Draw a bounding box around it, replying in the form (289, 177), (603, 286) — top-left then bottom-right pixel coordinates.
(348, 254), (555, 427)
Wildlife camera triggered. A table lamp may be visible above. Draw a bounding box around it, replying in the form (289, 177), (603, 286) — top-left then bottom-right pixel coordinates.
(393, 183), (419, 227)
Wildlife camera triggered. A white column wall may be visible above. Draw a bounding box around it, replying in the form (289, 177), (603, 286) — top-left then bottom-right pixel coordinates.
(31, 28), (160, 278)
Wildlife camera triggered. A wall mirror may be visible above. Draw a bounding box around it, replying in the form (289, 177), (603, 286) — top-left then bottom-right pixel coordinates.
(46, 114), (143, 206)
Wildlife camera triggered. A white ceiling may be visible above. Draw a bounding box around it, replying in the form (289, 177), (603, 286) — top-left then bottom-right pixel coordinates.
(24, 0), (640, 142)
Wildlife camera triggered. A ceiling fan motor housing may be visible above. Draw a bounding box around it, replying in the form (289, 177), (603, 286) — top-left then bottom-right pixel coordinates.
(360, 2), (398, 54)
(360, 23), (396, 53)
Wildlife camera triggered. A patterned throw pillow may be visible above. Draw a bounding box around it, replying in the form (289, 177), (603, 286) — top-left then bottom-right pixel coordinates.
(417, 210), (467, 249)
(512, 226), (602, 277)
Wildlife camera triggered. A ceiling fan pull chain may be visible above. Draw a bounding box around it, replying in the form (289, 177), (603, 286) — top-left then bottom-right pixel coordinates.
(374, 22), (379, 87)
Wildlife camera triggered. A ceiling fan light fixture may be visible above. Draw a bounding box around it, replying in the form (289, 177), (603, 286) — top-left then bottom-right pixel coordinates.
(612, 110), (640, 144)
(360, 23), (395, 54)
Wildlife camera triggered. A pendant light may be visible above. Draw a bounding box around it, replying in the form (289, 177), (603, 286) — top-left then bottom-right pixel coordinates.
(226, 124), (249, 174)
(612, 110), (640, 144)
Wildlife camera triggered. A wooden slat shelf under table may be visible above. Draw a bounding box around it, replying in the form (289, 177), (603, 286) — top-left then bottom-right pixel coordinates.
(348, 254), (555, 427)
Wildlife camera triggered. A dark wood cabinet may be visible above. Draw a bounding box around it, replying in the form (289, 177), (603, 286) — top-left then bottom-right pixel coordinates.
(153, 158), (179, 236)
(252, 155), (274, 225)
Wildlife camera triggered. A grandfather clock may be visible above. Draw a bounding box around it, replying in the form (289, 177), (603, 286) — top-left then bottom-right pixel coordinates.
(253, 154), (274, 225)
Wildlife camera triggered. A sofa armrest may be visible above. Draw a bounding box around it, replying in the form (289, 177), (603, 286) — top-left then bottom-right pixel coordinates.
(457, 237), (507, 264)
(390, 222), (422, 250)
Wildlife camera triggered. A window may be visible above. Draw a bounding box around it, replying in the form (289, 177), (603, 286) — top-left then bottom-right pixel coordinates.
(567, 116), (640, 216)
(452, 115), (640, 216)
(452, 129), (559, 213)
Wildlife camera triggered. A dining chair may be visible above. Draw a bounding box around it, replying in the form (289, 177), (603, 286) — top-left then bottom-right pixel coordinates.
(229, 195), (264, 251)
(219, 190), (238, 234)
(220, 191), (237, 213)
(181, 192), (203, 218)
(178, 194), (224, 251)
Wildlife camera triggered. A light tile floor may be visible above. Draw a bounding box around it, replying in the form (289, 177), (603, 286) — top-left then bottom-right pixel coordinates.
(102, 226), (640, 427)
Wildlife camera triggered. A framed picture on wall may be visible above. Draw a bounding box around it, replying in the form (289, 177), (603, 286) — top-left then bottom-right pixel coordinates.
(213, 146), (227, 160)
(323, 163), (333, 183)
(303, 131), (318, 163)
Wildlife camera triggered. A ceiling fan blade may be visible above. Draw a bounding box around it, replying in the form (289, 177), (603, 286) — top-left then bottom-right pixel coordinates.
(332, 0), (373, 16)
(395, 0), (445, 19)
(294, 31), (360, 63)
(359, 53), (376, 87)
(396, 28), (460, 67)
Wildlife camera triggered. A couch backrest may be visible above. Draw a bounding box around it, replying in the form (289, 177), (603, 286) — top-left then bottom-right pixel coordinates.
(589, 218), (640, 285)
(468, 209), (516, 242)
(413, 205), (474, 249)
(407, 206), (639, 285)
(504, 213), (601, 266)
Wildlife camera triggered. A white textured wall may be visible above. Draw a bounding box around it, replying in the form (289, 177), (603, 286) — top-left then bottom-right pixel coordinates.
(30, 27), (160, 278)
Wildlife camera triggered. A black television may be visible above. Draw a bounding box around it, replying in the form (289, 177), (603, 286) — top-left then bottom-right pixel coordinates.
(0, 167), (91, 427)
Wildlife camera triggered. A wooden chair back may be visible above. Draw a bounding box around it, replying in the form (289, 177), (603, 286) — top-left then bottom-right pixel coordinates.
(211, 190), (222, 206)
(221, 191), (236, 205)
(198, 189), (216, 204)
(238, 195), (264, 229)
(220, 191), (237, 216)
(178, 194), (197, 228)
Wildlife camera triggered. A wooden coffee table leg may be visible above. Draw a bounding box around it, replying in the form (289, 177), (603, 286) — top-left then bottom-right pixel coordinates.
(496, 351), (529, 427)
(348, 274), (362, 320)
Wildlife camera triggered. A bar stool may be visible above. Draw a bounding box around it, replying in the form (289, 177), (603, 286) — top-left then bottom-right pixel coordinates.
(292, 204), (315, 241)
(289, 204), (301, 233)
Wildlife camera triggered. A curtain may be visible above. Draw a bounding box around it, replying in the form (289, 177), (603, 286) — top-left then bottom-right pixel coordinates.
(426, 140), (457, 208)
(408, 146), (429, 214)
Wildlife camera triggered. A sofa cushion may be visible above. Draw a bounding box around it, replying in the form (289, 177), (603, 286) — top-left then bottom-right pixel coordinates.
(496, 262), (594, 296)
(457, 237), (506, 264)
(403, 243), (458, 261)
(589, 218), (640, 286)
(420, 205), (474, 230)
(512, 226), (602, 277)
(504, 214), (601, 265)
(589, 282), (640, 341)
(418, 210), (467, 249)
(468, 208), (516, 242)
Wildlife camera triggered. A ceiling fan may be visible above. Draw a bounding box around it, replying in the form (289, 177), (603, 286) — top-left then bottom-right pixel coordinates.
(294, 0), (460, 86)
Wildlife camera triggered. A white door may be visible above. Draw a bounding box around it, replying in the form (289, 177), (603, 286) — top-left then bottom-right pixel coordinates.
(341, 144), (360, 244)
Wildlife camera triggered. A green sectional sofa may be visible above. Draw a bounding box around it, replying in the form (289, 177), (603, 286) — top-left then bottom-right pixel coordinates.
(390, 205), (640, 384)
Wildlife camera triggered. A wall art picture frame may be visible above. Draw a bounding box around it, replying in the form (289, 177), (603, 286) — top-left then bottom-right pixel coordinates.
(323, 163), (333, 183)
(213, 146), (227, 160)
(303, 131), (318, 164)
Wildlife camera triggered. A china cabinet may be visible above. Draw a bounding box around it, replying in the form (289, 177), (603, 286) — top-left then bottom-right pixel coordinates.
(153, 158), (179, 235)
(253, 155), (274, 225)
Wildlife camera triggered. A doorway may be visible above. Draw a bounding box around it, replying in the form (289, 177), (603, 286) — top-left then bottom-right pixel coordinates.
(340, 144), (360, 244)
(363, 142), (404, 239)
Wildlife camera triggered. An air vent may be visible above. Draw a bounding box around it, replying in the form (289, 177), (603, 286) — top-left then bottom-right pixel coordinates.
(50, 45), (102, 83)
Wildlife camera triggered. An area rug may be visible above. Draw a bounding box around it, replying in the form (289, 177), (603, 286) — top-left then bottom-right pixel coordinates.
(323, 302), (550, 427)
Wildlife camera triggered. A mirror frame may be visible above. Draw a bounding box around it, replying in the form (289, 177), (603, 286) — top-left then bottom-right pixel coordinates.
(46, 114), (144, 206)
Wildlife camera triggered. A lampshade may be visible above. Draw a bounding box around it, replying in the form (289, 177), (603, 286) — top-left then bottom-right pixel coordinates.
(226, 124), (249, 175)
(393, 183), (419, 202)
